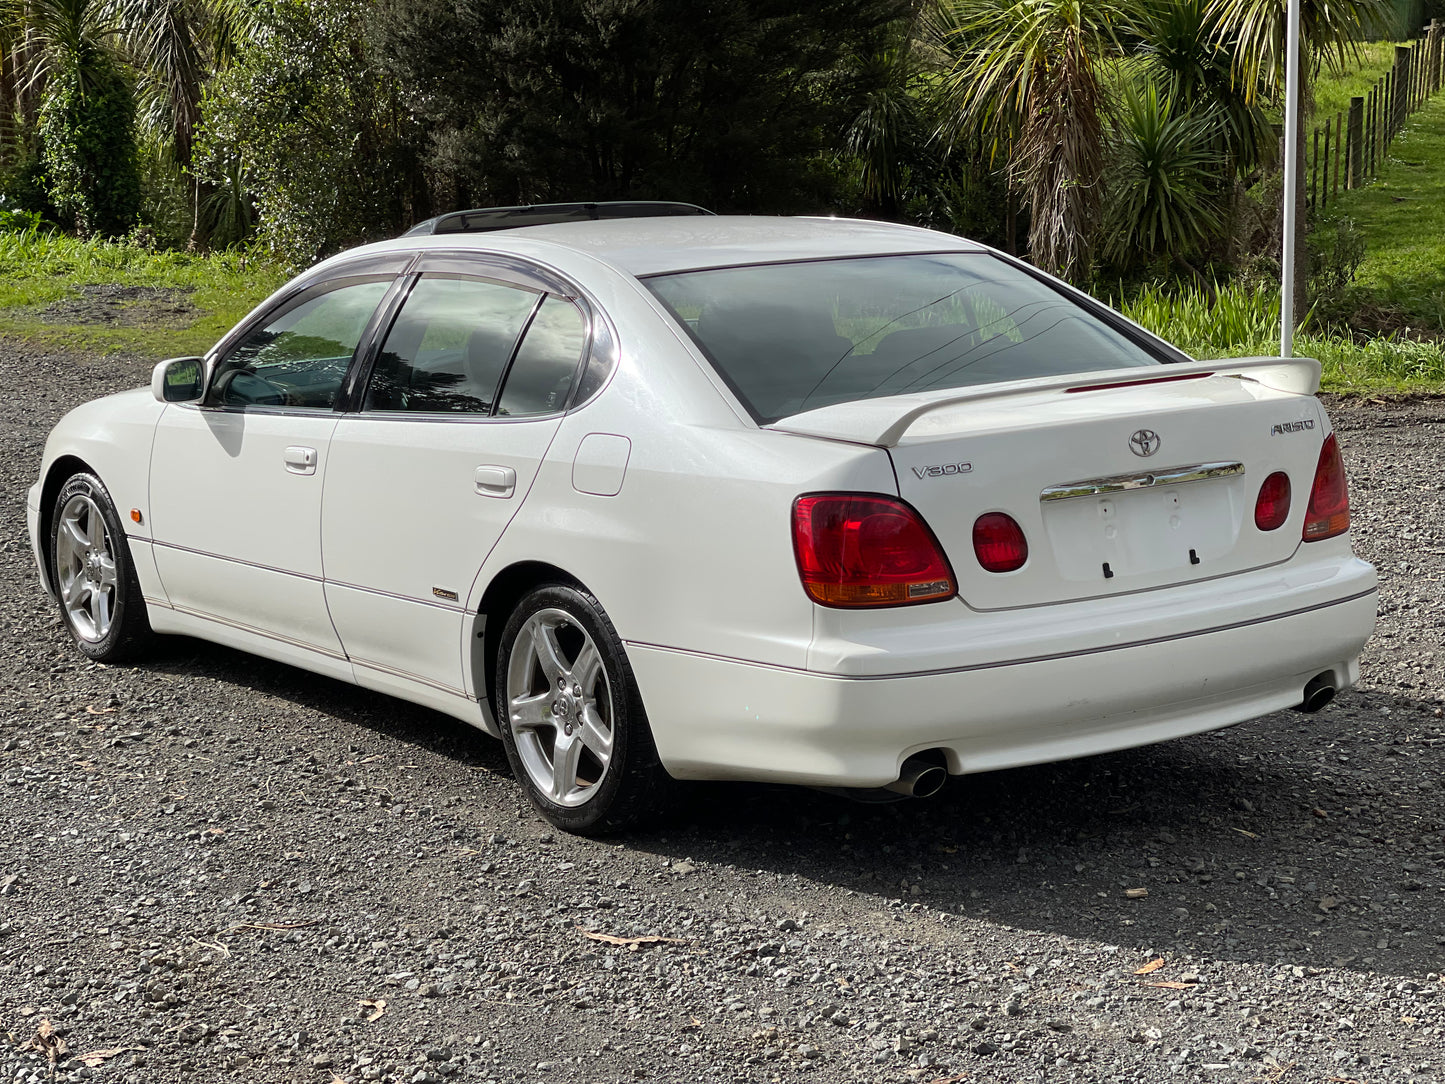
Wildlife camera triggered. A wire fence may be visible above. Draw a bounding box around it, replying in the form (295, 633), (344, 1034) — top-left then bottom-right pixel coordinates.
(1309, 21), (1445, 212)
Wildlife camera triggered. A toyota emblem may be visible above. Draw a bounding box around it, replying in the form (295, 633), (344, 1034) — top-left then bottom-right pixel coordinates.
(1129, 429), (1161, 457)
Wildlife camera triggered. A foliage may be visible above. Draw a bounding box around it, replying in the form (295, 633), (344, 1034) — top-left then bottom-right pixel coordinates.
(1134, 0), (1274, 173)
(1102, 76), (1225, 267)
(0, 194), (42, 232)
(1122, 279), (1289, 349)
(372, 0), (906, 213)
(0, 228), (283, 352)
(1207, 0), (1393, 93)
(1122, 279), (1445, 392)
(0, 154), (56, 219)
(38, 52), (142, 237)
(937, 0), (1137, 281)
(194, 0), (421, 267)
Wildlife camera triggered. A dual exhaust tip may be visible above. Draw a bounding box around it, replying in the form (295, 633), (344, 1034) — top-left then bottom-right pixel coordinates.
(844, 674), (1340, 805)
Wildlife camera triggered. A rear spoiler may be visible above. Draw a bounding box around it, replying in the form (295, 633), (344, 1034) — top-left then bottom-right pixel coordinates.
(766, 357), (1322, 448)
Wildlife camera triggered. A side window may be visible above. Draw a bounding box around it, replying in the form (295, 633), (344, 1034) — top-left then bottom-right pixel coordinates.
(496, 295), (588, 417)
(212, 278), (391, 409)
(366, 275), (539, 414)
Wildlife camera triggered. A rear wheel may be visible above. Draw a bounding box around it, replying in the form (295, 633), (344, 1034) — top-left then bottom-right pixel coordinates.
(496, 584), (673, 834)
(49, 472), (153, 663)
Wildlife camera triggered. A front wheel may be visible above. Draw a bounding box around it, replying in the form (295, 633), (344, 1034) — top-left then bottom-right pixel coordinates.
(496, 584), (674, 835)
(49, 472), (153, 663)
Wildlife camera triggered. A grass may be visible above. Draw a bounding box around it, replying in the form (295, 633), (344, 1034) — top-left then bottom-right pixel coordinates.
(1122, 281), (1445, 393)
(1321, 89), (1445, 334)
(1313, 42), (1404, 122)
(0, 229), (286, 356)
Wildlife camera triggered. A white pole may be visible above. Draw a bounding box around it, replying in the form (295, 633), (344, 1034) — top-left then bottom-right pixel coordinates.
(1280, 0), (1302, 357)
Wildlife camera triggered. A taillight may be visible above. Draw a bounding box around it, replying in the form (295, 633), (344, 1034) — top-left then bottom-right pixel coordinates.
(792, 494), (956, 607)
(972, 512), (1028, 573)
(1303, 433), (1349, 541)
(1253, 471), (1291, 531)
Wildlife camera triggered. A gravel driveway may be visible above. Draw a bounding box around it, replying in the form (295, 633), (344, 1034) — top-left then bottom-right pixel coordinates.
(1, 342), (1442, 1084)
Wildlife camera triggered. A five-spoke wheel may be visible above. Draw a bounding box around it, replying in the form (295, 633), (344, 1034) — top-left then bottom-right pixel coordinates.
(497, 584), (672, 834)
(49, 473), (151, 662)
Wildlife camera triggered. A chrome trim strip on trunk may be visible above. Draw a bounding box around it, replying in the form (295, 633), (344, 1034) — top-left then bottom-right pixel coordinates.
(1040, 461), (1245, 502)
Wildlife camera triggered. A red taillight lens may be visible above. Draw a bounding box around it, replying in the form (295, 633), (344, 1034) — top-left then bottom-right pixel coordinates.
(792, 494), (956, 607)
(1303, 433), (1350, 542)
(1253, 471), (1292, 531)
(972, 512), (1028, 573)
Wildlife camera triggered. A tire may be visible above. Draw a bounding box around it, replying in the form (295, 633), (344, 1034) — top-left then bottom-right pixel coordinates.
(495, 583), (674, 835)
(49, 472), (153, 663)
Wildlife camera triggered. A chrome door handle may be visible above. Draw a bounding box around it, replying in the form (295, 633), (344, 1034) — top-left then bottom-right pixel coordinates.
(475, 465), (517, 498)
(284, 446), (318, 475)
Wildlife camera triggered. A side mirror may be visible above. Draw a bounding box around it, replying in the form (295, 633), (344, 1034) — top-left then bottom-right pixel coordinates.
(151, 356), (206, 404)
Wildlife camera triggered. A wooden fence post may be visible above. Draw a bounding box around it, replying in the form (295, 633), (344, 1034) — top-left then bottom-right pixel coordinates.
(1394, 46), (1410, 134)
(1311, 126), (1320, 209)
(1347, 96), (1364, 187)
(1333, 111), (1342, 200)
(1427, 19), (1439, 93)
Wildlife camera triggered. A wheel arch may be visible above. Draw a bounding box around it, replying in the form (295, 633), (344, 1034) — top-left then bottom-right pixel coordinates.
(37, 455), (99, 593)
(475, 560), (587, 717)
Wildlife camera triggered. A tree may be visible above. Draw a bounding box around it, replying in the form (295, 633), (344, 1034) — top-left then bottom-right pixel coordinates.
(936, 0), (1138, 282)
(194, 0), (423, 266)
(371, 0), (908, 213)
(15, 0), (141, 235)
(1101, 76), (1224, 271)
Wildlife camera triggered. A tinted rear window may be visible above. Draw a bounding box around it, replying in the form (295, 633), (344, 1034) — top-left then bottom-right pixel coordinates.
(646, 253), (1163, 424)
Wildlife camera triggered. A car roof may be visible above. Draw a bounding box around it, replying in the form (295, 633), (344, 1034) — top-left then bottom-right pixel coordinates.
(327, 216), (989, 281)
(497, 216), (986, 276)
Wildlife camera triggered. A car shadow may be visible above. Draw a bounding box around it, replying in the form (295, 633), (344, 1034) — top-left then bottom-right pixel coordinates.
(135, 635), (1441, 982)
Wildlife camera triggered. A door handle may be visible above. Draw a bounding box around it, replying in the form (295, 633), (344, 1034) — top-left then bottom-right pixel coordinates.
(474, 465), (516, 498)
(284, 446), (318, 475)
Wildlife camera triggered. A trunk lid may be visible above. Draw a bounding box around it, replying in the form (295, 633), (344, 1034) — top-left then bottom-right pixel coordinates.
(769, 359), (1330, 610)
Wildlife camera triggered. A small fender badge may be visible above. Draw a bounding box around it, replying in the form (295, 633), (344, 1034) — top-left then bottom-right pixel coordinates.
(1270, 419), (1316, 435)
(911, 462), (973, 479)
(432, 587), (460, 602)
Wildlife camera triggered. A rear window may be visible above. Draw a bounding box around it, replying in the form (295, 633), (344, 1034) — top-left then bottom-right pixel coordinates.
(645, 253), (1164, 424)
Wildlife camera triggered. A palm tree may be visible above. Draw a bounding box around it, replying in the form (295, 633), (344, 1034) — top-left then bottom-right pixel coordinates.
(1, 0), (253, 241)
(842, 3), (949, 218)
(1102, 75), (1224, 270)
(1136, 0), (1274, 176)
(936, 0), (1139, 281)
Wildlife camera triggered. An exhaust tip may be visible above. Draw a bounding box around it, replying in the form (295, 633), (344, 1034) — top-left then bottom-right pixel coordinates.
(1297, 673), (1337, 714)
(883, 753), (949, 798)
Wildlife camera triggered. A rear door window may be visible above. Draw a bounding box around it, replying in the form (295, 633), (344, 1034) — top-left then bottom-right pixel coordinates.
(365, 275), (539, 414)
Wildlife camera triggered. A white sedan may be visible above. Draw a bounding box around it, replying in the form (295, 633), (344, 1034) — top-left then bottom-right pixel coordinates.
(27, 210), (1378, 834)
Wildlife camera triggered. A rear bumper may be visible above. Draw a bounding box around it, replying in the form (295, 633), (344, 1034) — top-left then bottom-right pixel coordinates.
(628, 556), (1377, 786)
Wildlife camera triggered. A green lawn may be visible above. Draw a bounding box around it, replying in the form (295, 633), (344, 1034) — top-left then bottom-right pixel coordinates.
(1314, 41), (1406, 122)
(0, 231), (285, 356)
(1324, 89), (1445, 331)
